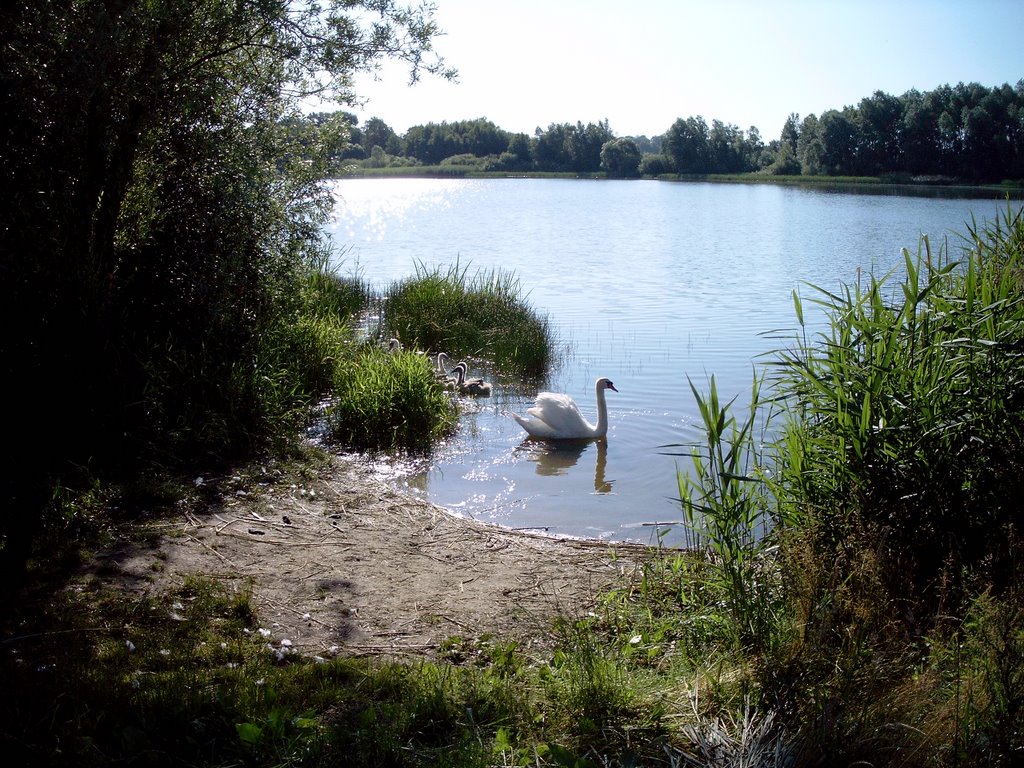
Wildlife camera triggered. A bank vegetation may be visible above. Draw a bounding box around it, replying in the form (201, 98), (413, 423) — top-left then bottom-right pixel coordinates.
(2, 1), (1023, 765)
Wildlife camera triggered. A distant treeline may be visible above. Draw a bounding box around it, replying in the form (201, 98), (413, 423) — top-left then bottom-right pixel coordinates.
(290, 80), (1024, 182)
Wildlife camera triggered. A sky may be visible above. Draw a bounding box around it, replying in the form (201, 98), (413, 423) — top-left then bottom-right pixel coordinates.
(331, 0), (1024, 142)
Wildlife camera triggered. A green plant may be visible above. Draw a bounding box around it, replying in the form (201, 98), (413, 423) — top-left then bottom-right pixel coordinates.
(747, 205), (1024, 765)
(326, 346), (458, 451)
(1, 0), (453, 582)
(668, 374), (779, 653)
(383, 260), (554, 377)
(771, 206), (1024, 613)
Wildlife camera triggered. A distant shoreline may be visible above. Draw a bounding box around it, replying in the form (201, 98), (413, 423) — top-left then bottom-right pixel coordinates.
(338, 167), (1024, 199)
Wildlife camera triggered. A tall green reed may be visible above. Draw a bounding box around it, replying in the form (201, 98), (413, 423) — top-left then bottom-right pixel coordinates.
(729, 206), (1024, 765)
(669, 374), (778, 652)
(769, 205), (1024, 604)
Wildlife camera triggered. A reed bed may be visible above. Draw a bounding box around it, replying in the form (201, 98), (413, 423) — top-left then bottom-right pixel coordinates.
(382, 261), (554, 377)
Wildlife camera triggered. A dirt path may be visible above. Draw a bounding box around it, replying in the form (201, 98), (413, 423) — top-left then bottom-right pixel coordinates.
(94, 456), (651, 659)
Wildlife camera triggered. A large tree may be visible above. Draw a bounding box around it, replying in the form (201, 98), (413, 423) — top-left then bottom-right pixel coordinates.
(0, 0), (452, 582)
(855, 90), (904, 174)
(663, 116), (711, 174)
(600, 137), (642, 177)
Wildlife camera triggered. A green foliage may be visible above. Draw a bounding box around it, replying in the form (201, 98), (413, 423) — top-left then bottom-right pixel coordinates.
(319, 79), (1024, 181)
(669, 375), (781, 653)
(770, 205), (1024, 609)
(638, 153), (674, 177)
(735, 204), (1024, 764)
(384, 261), (554, 377)
(794, 81), (1024, 180)
(326, 346), (458, 452)
(0, 0), (452, 575)
(403, 118), (510, 165)
(600, 137), (643, 178)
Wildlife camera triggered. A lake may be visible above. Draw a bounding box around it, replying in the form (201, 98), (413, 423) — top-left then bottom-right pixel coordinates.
(323, 178), (1012, 546)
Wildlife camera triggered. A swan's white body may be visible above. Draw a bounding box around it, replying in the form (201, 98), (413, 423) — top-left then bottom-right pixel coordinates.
(513, 377), (618, 439)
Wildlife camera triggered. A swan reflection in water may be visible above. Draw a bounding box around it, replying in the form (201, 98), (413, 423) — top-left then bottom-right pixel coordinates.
(520, 438), (613, 494)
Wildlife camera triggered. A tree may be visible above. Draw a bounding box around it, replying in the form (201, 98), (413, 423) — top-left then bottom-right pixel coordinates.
(816, 109), (858, 175)
(566, 120), (614, 172)
(600, 138), (642, 177)
(638, 153), (673, 176)
(533, 123), (572, 171)
(506, 133), (533, 166)
(708, 119), (747, 173)
(632, 135), (663, 155)
(745, 126), (767, 170)
(856, 91), (903, 174)
(0, 0), (453, 581)
(663, 116), (711, 173)
(797, 114), (824, 175)
(363, 117), (401, 156)
(780, 113), (801, 154)
(900, 89), (941, 175)
(768, 142), (801, 175)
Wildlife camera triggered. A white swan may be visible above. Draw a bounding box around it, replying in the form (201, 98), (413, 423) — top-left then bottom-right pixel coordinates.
(449, 362), (493, 397)
(433, 352), (454, 380)
(513, 377), (618, 439)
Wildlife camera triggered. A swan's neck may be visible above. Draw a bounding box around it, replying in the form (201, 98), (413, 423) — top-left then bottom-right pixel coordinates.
(593, 383), (609, 437)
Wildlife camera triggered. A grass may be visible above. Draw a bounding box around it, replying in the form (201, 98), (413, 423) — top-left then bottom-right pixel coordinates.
(0, 568), (688, 767)
(383, 260), (554, 378)
(326, 344), (459, 452)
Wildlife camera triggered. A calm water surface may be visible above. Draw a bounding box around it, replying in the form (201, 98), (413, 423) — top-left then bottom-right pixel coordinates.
(324, 178), (1008, 545)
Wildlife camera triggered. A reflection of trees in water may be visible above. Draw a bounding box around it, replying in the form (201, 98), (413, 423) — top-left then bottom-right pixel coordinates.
(524, 438), (613, 494)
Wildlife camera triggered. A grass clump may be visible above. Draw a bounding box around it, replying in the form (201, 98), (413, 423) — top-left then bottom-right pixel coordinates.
(326, 345), (458, 452)
(384, 261), (554, 377)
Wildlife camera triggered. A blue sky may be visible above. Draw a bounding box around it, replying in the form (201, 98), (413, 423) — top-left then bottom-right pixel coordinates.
(340, 0), (1024, 141)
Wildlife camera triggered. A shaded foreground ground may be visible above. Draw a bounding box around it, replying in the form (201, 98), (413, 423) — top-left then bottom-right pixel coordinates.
(67, 456), (650, 659)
